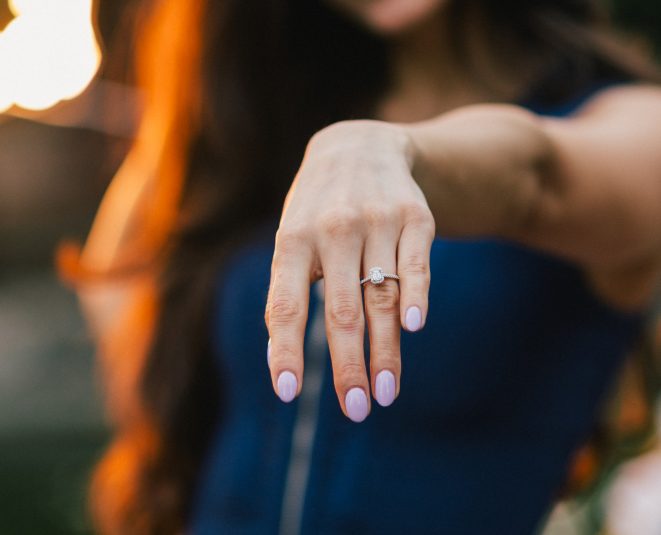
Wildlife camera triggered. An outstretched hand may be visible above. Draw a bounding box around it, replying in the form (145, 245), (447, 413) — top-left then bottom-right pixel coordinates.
(264, 120), (436, 422)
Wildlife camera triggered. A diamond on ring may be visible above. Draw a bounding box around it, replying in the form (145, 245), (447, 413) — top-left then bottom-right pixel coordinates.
(360, 266), (400, 286)
(369, 267), (385, 285)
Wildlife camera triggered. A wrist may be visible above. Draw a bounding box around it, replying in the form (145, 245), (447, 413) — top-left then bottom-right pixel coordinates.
(308, 119), (417, 169)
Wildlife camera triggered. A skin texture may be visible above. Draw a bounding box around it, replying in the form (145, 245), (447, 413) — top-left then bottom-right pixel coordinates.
(327, 0), (449, 35)
(78, 0), (660, 425)
(264, 87), (661, 421)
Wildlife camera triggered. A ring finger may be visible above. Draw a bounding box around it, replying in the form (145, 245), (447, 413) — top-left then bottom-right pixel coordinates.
(362, 227), (401, 408)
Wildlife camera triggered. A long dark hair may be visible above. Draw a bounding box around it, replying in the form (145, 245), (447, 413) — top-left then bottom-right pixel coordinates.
(81, 1), (658, 533)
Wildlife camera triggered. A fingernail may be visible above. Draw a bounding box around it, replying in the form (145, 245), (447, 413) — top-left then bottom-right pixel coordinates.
(345, 387), (369, 422)
(277, 371), (297, 403)
(405, 306), (422, 332)
(375, 370), (396, 407)
(267, 338), (272, 365)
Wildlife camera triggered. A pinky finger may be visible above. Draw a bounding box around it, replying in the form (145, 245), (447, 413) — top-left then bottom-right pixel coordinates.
(397, 216), (435, 332)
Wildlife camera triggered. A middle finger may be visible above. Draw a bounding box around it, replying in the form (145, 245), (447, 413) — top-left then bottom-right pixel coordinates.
(319, 221), (370, 423)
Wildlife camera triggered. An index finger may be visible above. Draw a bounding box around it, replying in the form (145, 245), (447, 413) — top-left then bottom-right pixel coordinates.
(265, 231), (314, 403)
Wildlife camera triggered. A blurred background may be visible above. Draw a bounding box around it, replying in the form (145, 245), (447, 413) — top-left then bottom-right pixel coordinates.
(0, 1), (659, 534)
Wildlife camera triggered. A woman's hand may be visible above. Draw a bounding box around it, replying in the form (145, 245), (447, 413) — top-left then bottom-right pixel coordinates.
(264, 89), (661, 422)
(264, 120), (436, 422)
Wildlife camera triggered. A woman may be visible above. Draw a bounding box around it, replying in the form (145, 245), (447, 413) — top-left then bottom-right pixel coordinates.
(73, 0), (661, 533)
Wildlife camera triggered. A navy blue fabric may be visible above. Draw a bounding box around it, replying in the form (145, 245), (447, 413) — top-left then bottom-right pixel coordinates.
(189, 88), (645, 534)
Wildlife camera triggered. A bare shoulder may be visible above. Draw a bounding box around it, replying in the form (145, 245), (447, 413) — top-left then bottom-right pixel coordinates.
(581, 84), (661, 310)
(575, 83), (661, 118)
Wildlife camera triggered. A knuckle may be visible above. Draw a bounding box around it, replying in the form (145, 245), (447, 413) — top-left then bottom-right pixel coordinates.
(417, 217), (437, 240)
(275, 227), (307, 254)
(269, 341), (300, 368)
(362, 204), (391, 229)
(327, 295), (363, 331)
(402, 202), (436, 233)
(400, 254), (430, 279)
(417, 222), (437, 242)
(366, 285), (399, 314)
(400, 200), (428, 218)
(272, 340), (297, 359)
(269, 296), (302, 324)
(335, 360), (366, 386)
(317, 209), (361, 239)
(371, 353), (401, 375)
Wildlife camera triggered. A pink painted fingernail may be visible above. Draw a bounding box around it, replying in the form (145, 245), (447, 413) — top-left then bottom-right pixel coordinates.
(277, 371), (297, 403)
(345, 388), (369, 422)
(375, 370), (396, 407)
(267, 338), (272, 365)
(405, 306), (422, 332)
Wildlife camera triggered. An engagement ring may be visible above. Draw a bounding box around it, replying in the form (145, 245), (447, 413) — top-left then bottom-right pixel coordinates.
(360, 266), (400, 286)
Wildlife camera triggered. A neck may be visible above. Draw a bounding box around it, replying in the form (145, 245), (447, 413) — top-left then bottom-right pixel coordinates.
(376, 7), (529, 123)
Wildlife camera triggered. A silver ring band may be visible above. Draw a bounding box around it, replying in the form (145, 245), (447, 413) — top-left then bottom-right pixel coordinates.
(360, 266), (400, 286)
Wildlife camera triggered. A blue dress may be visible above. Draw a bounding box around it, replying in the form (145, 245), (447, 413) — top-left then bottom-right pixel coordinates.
(189, 85), (645, 535)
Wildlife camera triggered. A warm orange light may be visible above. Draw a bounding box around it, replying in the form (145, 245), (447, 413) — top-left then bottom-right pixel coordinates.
(0, 0), (101, 112)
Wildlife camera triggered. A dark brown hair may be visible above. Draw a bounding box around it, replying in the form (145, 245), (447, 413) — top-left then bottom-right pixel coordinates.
(78, 1), (659, 533)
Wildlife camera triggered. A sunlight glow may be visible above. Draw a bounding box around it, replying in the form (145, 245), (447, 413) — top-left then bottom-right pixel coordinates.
(0, 0), (101, 112)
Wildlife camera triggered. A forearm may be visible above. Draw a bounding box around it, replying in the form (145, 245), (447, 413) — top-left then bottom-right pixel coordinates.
(404, 104), (552, 240)
(312, 107), (553, 245)
(401, 95), (661, 309)
(405, 98), (661, 269)
(314, 90), (661, 273)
